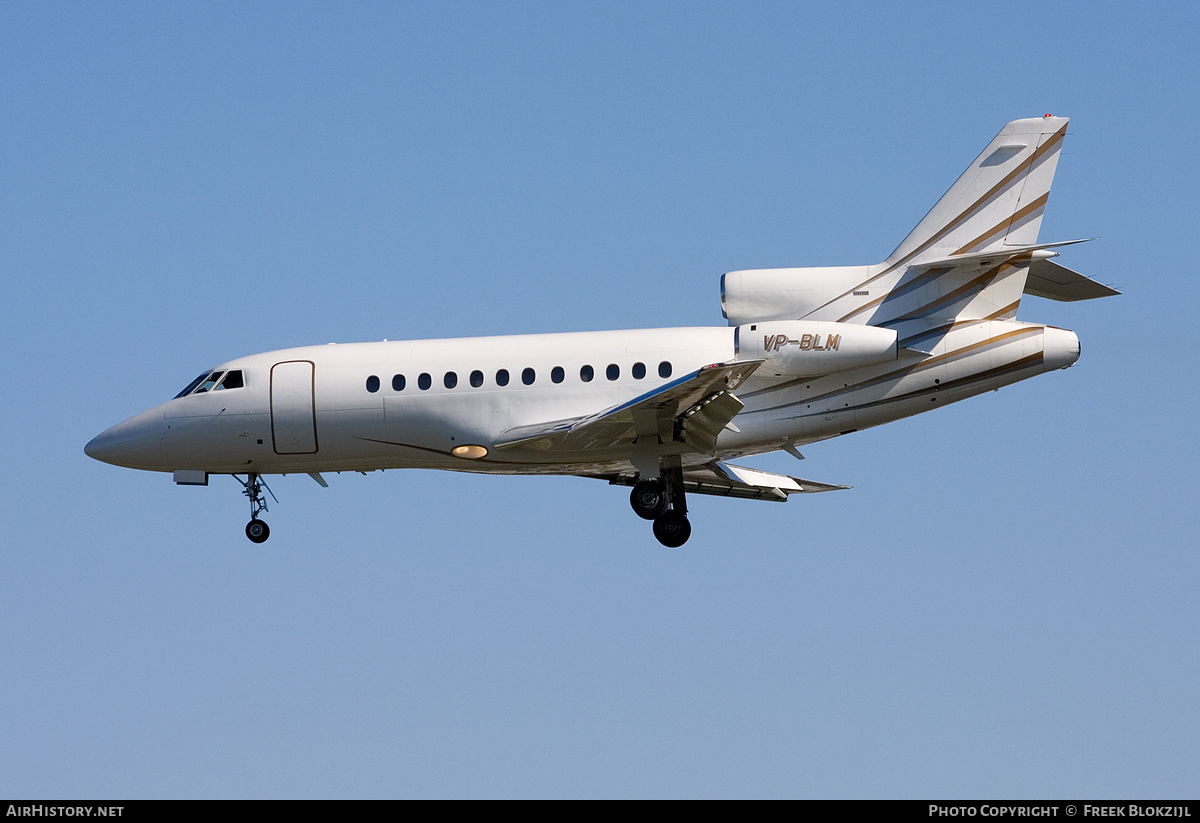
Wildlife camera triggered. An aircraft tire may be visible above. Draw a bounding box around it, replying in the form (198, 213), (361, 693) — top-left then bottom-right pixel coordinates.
(652, 511), (691, 548)
(630, 480), (668, 520)
(246, 519), (270, 544)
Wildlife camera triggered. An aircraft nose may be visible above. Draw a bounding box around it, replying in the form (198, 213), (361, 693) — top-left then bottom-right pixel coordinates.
(85, 408), (169, 470)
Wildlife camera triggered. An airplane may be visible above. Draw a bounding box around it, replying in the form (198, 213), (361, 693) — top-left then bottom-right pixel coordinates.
(85, 115), (1117, 547)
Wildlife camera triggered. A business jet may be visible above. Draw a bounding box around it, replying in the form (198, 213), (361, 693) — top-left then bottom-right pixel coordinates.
(86, 116), (1116, 547)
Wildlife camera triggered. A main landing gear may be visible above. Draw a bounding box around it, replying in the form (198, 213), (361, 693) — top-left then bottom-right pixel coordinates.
(629, 468), (691, 548)
(236, 472), (276, 544)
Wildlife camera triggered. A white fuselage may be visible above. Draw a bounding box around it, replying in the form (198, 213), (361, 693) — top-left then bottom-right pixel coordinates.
(86, 319), (1079, 478)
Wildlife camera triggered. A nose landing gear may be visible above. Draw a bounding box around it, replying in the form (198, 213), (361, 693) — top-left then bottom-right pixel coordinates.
(246, 518), (270, 543)
(236, 472), (276, 543)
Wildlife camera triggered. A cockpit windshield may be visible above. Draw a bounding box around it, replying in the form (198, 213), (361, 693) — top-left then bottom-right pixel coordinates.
(175, 372), (212, 398)
(196, 372), (224, 393)
(174, 369), (244, 399)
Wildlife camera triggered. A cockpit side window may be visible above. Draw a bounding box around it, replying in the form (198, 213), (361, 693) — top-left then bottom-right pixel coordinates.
(215, 370), (243, 390)
(175, 372), (212, 399)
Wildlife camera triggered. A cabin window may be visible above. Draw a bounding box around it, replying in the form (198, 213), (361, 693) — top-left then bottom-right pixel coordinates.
(216, 370), (244, 390)
(522, 367), (536, 385)
(418, 373), (432, 390)
(470, 370), (484, 388)
(632, 362), (646, 380)
(659, 361), (672, 378)
(366, 375), (380, 393)
(606, 364), (619, 381)
(580, 365), (594, 382)
(392, 374), (406, 391)
(551, 366), (564, 384)
(496, 368), (510, 387)
(444, 371), (458, 389)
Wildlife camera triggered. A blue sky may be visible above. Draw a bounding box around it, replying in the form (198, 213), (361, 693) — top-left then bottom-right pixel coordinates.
(2, 1), (1197, 798)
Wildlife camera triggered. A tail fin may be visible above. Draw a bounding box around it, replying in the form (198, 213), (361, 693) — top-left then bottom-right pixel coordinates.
(887, 116), (1068, 266)
(722, 117), (1114, 330)
(835, 116), (1077, 327)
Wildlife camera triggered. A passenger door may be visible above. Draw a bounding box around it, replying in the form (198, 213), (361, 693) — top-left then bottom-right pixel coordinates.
(271, 360), (318, 454)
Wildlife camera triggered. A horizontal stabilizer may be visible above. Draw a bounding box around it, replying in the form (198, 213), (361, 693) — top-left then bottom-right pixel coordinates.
(1025, 258), (1120, 302)
(911, 238), (1094, 271)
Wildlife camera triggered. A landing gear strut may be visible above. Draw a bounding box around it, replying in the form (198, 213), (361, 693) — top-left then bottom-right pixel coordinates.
(236, 472), (276, 544)
(634, 464), (691, 548)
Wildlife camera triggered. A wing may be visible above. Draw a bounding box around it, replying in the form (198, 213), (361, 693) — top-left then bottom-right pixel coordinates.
(596, 461), (849, 502)
(494, 360), (764, 455)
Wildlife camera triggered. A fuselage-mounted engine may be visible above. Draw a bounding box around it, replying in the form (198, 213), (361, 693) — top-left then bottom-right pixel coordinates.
(736, 320), (898, 378)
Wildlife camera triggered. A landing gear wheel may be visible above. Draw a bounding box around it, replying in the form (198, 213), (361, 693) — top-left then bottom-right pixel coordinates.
(237, 473), (276, 543)
(652, 510), (691, 548)
(630, 480), (668, 520)
(246, 519), (270, 543)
